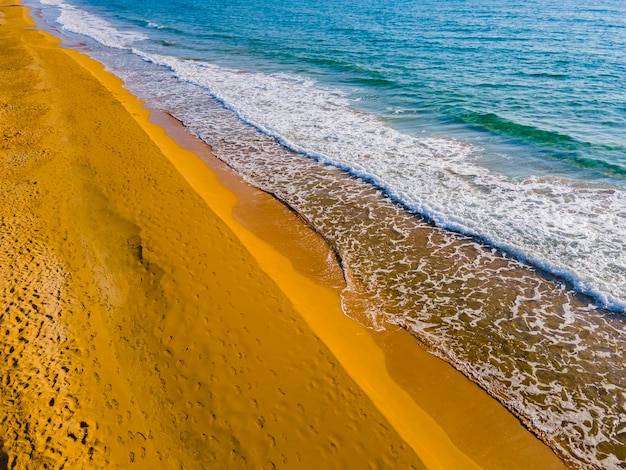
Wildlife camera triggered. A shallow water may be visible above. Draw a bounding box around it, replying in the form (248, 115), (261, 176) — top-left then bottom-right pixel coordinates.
(27, 0), (626, 467)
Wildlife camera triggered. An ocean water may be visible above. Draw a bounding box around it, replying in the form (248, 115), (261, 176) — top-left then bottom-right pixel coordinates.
(26, 0), (626, 467)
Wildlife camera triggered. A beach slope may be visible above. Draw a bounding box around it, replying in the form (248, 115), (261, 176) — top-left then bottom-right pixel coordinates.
(0, 3), (430, 468)
(0, 1), (566, 469)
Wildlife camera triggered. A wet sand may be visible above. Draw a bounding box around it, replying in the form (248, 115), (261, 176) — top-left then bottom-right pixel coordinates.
(0, 1), (566, 468)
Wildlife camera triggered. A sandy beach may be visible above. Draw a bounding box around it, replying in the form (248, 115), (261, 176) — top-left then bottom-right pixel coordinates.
(0, 1), (567, 468)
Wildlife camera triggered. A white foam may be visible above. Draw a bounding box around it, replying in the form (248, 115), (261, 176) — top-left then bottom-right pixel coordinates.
(41, 0), (147, 49)
(136, 51), (626, 311)
(24, 10), (626, 467)
(146, 22), (166, 29)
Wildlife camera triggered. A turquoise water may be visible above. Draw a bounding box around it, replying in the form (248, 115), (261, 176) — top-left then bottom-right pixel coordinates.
(30, 0), (626, 467)
(62, 0), (626, 180)
(36, 0), (626, 309)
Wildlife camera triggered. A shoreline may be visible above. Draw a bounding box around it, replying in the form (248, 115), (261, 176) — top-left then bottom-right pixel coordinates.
(150, 105), (568, 470)
(1, 1), (566, 468)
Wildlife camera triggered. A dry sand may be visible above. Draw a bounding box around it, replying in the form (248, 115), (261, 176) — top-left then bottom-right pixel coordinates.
(0, 1), (567, 468)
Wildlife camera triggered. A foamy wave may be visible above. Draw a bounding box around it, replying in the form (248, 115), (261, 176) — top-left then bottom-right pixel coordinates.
(136, 51), (626, 312)
(25, 4), (626, 466)
(42, 0), (147, 49)
(146, 21), (166, 29)
(84, 48), (625, 466)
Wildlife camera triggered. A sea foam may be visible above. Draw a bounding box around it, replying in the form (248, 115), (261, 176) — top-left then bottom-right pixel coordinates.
(40, 2), (626, 314)
(27, 1), (626, 465)
(138, 51), (626, 312)
(48, 0), (147, 49)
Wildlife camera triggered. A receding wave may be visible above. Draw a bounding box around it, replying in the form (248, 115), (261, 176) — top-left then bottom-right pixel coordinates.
(111, 56), (626, 468)
(30, 0), (626, 466)
(45, 0), (626, 309)
(43, 0), (147, 48)
(130, 51), (626, 313)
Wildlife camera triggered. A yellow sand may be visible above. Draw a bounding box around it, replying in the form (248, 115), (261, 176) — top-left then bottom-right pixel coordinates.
(0, 1), (567, 468)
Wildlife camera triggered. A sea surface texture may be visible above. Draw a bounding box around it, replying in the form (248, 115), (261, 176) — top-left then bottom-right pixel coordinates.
(29, 0), (626, 467)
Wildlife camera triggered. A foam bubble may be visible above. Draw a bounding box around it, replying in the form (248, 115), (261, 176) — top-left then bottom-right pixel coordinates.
(136, 51), (626, 311)
(42, 0), (147, 49)
(40, 36), (626, 468)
